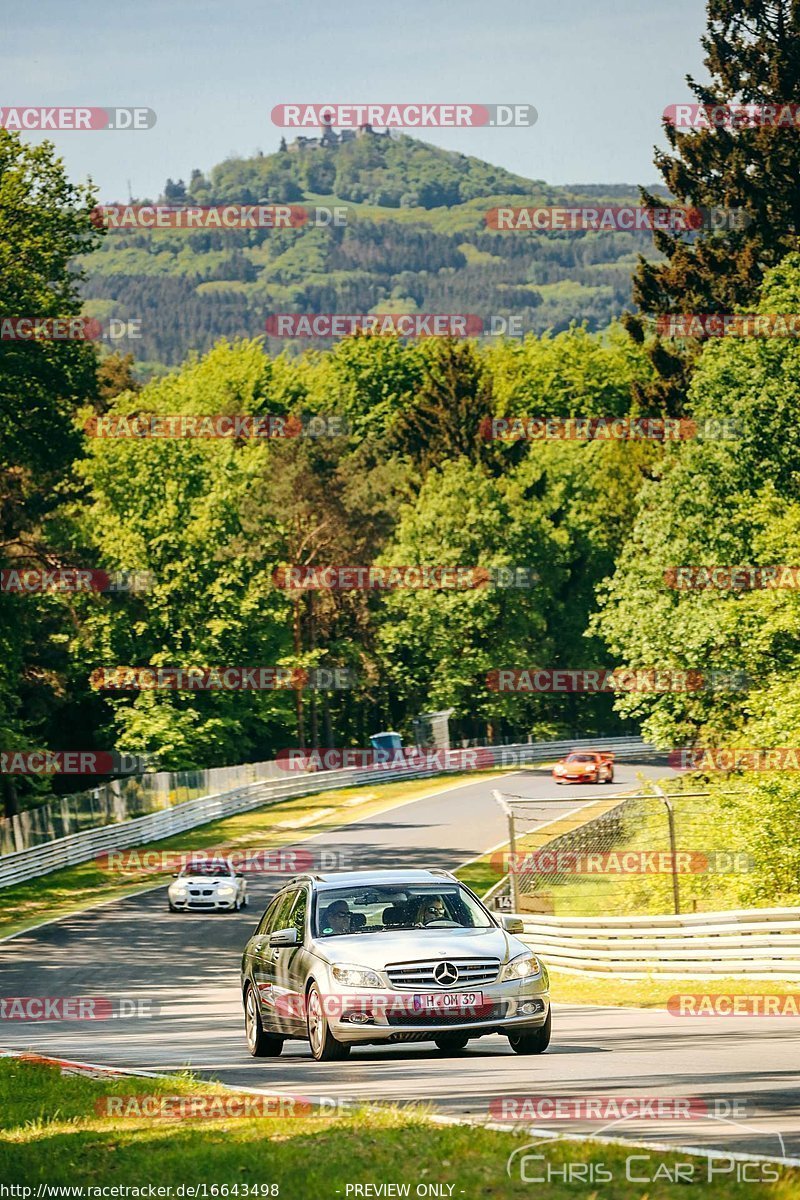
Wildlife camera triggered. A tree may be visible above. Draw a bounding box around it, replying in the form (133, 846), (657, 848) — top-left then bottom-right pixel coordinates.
(73, 341), (295, 768)
(627, 0), (800, 411)
(0, 130), (101, 813)
(163, 178), (187, 203)
(595, 254), (800, 746)
(97, 352), (141, 404)
(375, 458), (570, 742)
(390, 339), (495, 471)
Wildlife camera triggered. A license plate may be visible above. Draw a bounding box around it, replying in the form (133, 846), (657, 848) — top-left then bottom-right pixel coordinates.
(413, 991), (483, 1011)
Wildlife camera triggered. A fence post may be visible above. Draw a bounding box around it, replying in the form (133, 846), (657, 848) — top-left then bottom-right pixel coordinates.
(492, 790), (519, 912)
(652, 783), (680, 915)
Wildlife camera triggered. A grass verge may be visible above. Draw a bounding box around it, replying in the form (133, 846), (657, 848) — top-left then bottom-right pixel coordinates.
(549, 969), (800, 1009)
(1, 772), (499, 941)
(2, 1059), (798, 1196)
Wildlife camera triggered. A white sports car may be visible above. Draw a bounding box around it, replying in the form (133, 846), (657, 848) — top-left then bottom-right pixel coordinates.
(168, 859), (247, 912)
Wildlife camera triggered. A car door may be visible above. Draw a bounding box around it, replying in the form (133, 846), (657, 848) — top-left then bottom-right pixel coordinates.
(250, 890), (297, 1026)
(272, 886), (310, 1036)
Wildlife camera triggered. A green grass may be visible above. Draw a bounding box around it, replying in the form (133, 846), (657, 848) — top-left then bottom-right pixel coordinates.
(549, 969), (800, 1009)
(1, 772), (498, 940)
(2, 1060), (797, 1195)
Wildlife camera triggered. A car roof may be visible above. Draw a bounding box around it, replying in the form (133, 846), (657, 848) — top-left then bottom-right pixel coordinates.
(278, 869), (457, 891)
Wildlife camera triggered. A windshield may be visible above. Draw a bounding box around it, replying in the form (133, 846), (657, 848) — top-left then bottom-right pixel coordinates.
(313, 884), (494, 937)
(180, 861), (233, 877)
(567, 754), (595, 763)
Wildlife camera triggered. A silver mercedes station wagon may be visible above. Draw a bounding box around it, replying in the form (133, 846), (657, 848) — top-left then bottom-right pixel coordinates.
(241, 869), (550, 1061)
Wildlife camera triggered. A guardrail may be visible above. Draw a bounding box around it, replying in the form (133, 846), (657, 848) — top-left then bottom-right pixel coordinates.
(0, 734), (649, 889)
(519, 908), (800, 977)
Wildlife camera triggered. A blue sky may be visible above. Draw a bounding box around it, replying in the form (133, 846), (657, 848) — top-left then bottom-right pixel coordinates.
(3, 0), (708, 199)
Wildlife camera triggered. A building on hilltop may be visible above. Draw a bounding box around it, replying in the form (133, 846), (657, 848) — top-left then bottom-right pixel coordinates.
(286, 113), (391, 152)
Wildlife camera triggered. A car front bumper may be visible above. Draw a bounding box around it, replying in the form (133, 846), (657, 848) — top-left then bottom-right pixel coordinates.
(170, 893), (238, 910)
(323, 978), (550, 1044)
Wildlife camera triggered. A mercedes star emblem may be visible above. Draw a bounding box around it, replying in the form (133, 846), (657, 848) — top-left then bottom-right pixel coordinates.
(433, 961), (459, 986)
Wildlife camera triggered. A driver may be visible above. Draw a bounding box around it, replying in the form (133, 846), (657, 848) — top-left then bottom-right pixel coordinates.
(416, 896), (447, 924)
(322, 899), (352, 935)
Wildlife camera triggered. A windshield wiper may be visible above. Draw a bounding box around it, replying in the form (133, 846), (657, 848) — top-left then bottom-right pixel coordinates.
(352, 923), (419, 933)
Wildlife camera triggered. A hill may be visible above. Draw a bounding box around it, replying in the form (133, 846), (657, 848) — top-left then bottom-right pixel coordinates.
(80, 133), (661, 373)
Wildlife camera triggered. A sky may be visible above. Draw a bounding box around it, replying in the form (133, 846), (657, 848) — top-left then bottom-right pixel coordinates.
(2, 0), (709, 200)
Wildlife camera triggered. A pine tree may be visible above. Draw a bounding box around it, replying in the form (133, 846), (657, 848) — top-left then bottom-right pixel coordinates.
(627, 0), (800, 412)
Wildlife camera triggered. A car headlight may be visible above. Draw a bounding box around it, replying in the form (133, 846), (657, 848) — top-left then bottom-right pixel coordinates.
(331, 964), (384, 988)
(501, 952), (542, 981)
(216, 885), (235, 896)
(170, 884), (187, 895)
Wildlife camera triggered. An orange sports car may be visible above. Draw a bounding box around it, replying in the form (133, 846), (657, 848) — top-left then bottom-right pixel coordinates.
(552, 751), (615, 784)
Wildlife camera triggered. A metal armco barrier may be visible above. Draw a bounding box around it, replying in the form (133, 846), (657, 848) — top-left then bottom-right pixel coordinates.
(519, 908), (800, 977)
(0, 735), (649, 889)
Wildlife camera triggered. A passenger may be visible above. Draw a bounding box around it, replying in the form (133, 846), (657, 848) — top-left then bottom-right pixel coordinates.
(416, 896), (447, 925)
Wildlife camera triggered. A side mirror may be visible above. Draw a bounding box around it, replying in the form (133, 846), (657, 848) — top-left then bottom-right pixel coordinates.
(172, 873), (179, 878)
(269, 927), (299, 947)
(501, 914), (524, 934)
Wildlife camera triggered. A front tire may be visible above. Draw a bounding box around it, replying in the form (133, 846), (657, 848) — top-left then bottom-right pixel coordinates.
(434, 1033), (470, 1053)
(306, 983), (351, 1061)
(508, 1007), (551, 1055)
(244, 983), (284, 1057)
